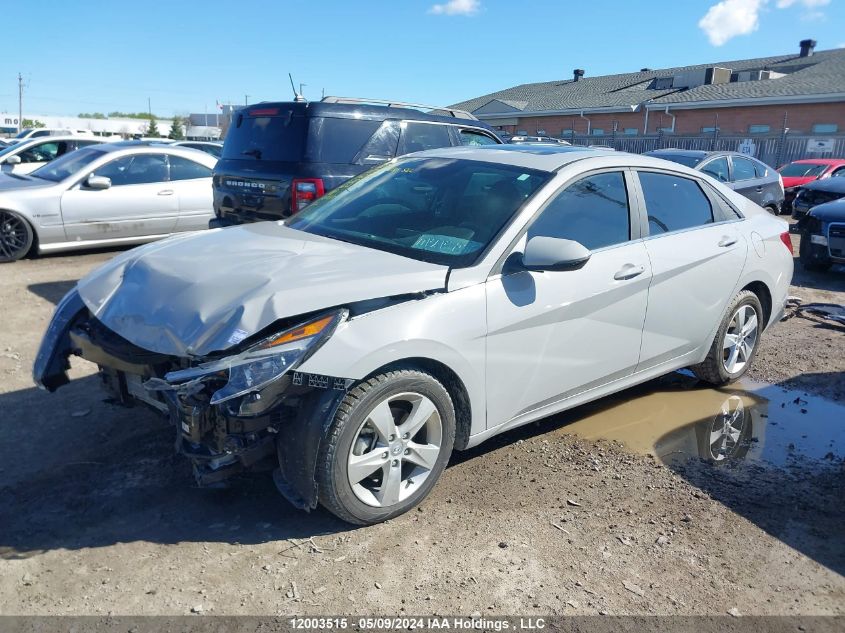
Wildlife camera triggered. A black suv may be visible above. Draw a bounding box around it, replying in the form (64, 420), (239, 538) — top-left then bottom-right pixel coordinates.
(211, 97), (502, 226)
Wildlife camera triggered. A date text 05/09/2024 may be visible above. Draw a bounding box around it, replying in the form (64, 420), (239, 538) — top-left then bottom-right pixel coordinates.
(288, 617), (547, 631)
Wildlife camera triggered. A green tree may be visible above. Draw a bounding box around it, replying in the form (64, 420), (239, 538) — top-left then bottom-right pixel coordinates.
(78, 112), (107, 119)
(146, 117), (161, 138)
(21, 119), (46, 129)
(168, 116), (185, 140)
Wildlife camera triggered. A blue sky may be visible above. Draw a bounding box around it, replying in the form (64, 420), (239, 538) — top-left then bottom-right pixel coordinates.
(1, 0), (843, 118)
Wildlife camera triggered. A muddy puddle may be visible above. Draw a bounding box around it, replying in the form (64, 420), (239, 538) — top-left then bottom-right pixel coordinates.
(549, 372), (844, 470)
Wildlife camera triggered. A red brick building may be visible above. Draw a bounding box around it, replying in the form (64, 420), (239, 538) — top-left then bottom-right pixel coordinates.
(451, 41), (845, 142)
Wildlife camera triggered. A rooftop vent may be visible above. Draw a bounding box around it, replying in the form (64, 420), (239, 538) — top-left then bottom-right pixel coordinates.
(799, 39), (816, 57)
(573, 69), (585, 82)
(640, 68), (652, 72)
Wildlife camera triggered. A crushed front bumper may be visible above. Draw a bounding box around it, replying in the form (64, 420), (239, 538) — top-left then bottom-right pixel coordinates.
(34, 288), (351, 510)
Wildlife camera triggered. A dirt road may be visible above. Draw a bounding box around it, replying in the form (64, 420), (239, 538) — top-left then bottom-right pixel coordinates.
(1, 239), (842, 616)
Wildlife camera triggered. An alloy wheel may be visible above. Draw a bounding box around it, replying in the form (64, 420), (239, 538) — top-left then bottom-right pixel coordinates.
(708, 395), (747, 461)
(722, 304), (759, 374)
(347, 391), (443, 508)
(0, 211), (30, 260)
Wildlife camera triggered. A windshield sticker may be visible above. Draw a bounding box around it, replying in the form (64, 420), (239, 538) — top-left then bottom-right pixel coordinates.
(226, 328), (249, 346)
(412, 234), (478, 255)
(517, 173), (531, 181)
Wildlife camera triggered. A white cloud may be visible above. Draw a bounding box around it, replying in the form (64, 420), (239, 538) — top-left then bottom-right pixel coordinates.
(698, 0), (832, 46)
(776, 0), (830, 8)
(429, 0), (481, 16)
(698, 0), (766, 46)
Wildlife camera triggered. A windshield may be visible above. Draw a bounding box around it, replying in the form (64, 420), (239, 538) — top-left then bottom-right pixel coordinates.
(30, 146), (107, 182)
(650, 153), (703, 168)
(14, 129), (32, 139)
(0, 143), (22, 159)
(778, 162), (828, 178)
(286, 157), (550, 267)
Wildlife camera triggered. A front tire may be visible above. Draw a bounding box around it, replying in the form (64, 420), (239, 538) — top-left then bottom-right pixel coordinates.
(316, 369), (456, 525)
(692, 290), (763, 386)
(0, 210), (34, 263)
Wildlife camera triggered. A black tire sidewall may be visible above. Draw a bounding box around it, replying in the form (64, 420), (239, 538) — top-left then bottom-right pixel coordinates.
(715, 293), (763, 383)
(326, 372), (455, 524)
(0, 210), (34, 263)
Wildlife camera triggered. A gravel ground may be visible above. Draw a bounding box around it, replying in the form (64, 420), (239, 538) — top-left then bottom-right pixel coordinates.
(0, 234), (842, 616)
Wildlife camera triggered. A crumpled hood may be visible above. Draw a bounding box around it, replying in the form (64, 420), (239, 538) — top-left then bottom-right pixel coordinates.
(77, 223), (449, 357)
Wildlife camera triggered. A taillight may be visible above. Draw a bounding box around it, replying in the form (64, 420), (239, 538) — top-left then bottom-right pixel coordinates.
(780, 231), (793, 254)
(291, 178), (325, 213)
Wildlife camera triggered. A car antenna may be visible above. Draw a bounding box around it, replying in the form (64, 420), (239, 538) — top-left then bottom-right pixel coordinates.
(289, 74), (306, 102)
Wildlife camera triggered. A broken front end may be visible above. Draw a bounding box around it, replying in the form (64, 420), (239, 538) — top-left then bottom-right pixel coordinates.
(33, 288), (351, 509)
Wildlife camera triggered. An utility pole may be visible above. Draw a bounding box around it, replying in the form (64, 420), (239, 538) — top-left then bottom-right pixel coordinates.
(244, 94), (250, 105)
(147, 97), (152, 117)
(17, 73), (24, 133)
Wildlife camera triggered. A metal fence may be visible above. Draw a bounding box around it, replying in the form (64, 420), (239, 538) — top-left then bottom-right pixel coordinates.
(565, 133), (845, 168)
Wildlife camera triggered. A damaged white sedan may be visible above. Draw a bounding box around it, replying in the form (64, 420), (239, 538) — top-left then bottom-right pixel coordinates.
(34, 146), (794, 525)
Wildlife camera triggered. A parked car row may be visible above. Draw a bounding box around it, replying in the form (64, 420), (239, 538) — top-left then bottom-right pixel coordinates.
(0, 142), (217, 262)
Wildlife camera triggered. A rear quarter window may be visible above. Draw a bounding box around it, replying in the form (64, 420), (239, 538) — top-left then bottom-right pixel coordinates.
(307, 117), (382, 164)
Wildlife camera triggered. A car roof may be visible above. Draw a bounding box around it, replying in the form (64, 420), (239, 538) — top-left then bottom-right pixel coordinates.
(408, 144), (683, 172)
(10, 135), (106, 146)
(788, 158), (845, 166)
(239, 100), (497, 130)
(87, 142), (218, 163)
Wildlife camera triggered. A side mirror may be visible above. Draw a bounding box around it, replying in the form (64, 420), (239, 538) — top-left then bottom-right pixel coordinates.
(519, 236), (591, 272)
(85, 175), (111, 190)
(5, 155), (21, 165)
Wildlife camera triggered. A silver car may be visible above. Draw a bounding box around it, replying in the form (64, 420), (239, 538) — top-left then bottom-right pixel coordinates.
(0, 143), (217, 262)
(34, 146), (793, 524)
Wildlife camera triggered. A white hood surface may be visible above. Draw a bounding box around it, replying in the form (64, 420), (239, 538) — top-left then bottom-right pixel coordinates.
(76, 222), (449, 357)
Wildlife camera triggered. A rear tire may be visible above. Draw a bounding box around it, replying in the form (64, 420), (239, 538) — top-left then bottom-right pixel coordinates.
(692, 290), (763, 386)
(765, 204), (780, 216)
(0, 210), (34, 263)
(316, 369), (456, 525)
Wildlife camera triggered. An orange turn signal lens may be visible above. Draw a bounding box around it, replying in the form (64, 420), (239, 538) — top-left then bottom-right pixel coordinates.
(264, 315), (334, 348)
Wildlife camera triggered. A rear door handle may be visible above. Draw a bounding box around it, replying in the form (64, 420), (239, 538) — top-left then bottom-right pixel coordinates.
(158, 189), (174, 196)
(718, 236), (738, 247)
(613, 264), (645, 280)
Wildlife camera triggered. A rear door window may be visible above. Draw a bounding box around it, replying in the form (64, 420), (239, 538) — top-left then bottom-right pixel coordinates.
(222, 108), (307, 162)
(308, 117), (381, 164)
(731, 157), (757, 181)
(397, 122), (452, 155)
(638, 171), (714, 235)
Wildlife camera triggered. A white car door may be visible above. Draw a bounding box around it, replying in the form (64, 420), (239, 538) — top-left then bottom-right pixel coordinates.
(61, 152), (178, 241)
(633, 170), (748, 371)
(1, 139), (66, 175)
(485, 170), (652, 430)
(168, 154), (215, 232)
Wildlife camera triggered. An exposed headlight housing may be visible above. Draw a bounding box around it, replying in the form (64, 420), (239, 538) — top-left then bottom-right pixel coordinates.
(160, 309), (346, 405)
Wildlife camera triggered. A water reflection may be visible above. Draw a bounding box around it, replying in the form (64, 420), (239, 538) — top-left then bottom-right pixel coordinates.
(551, 372), (843, 469)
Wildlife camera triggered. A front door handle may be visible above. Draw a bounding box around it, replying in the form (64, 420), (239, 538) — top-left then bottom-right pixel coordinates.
(718, 236), (738, 247)
(158, 189), (174, 196)
(613, 264), (645, 280)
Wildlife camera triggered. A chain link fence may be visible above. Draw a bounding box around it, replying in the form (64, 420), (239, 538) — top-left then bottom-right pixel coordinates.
(565, 133), (845, 168)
